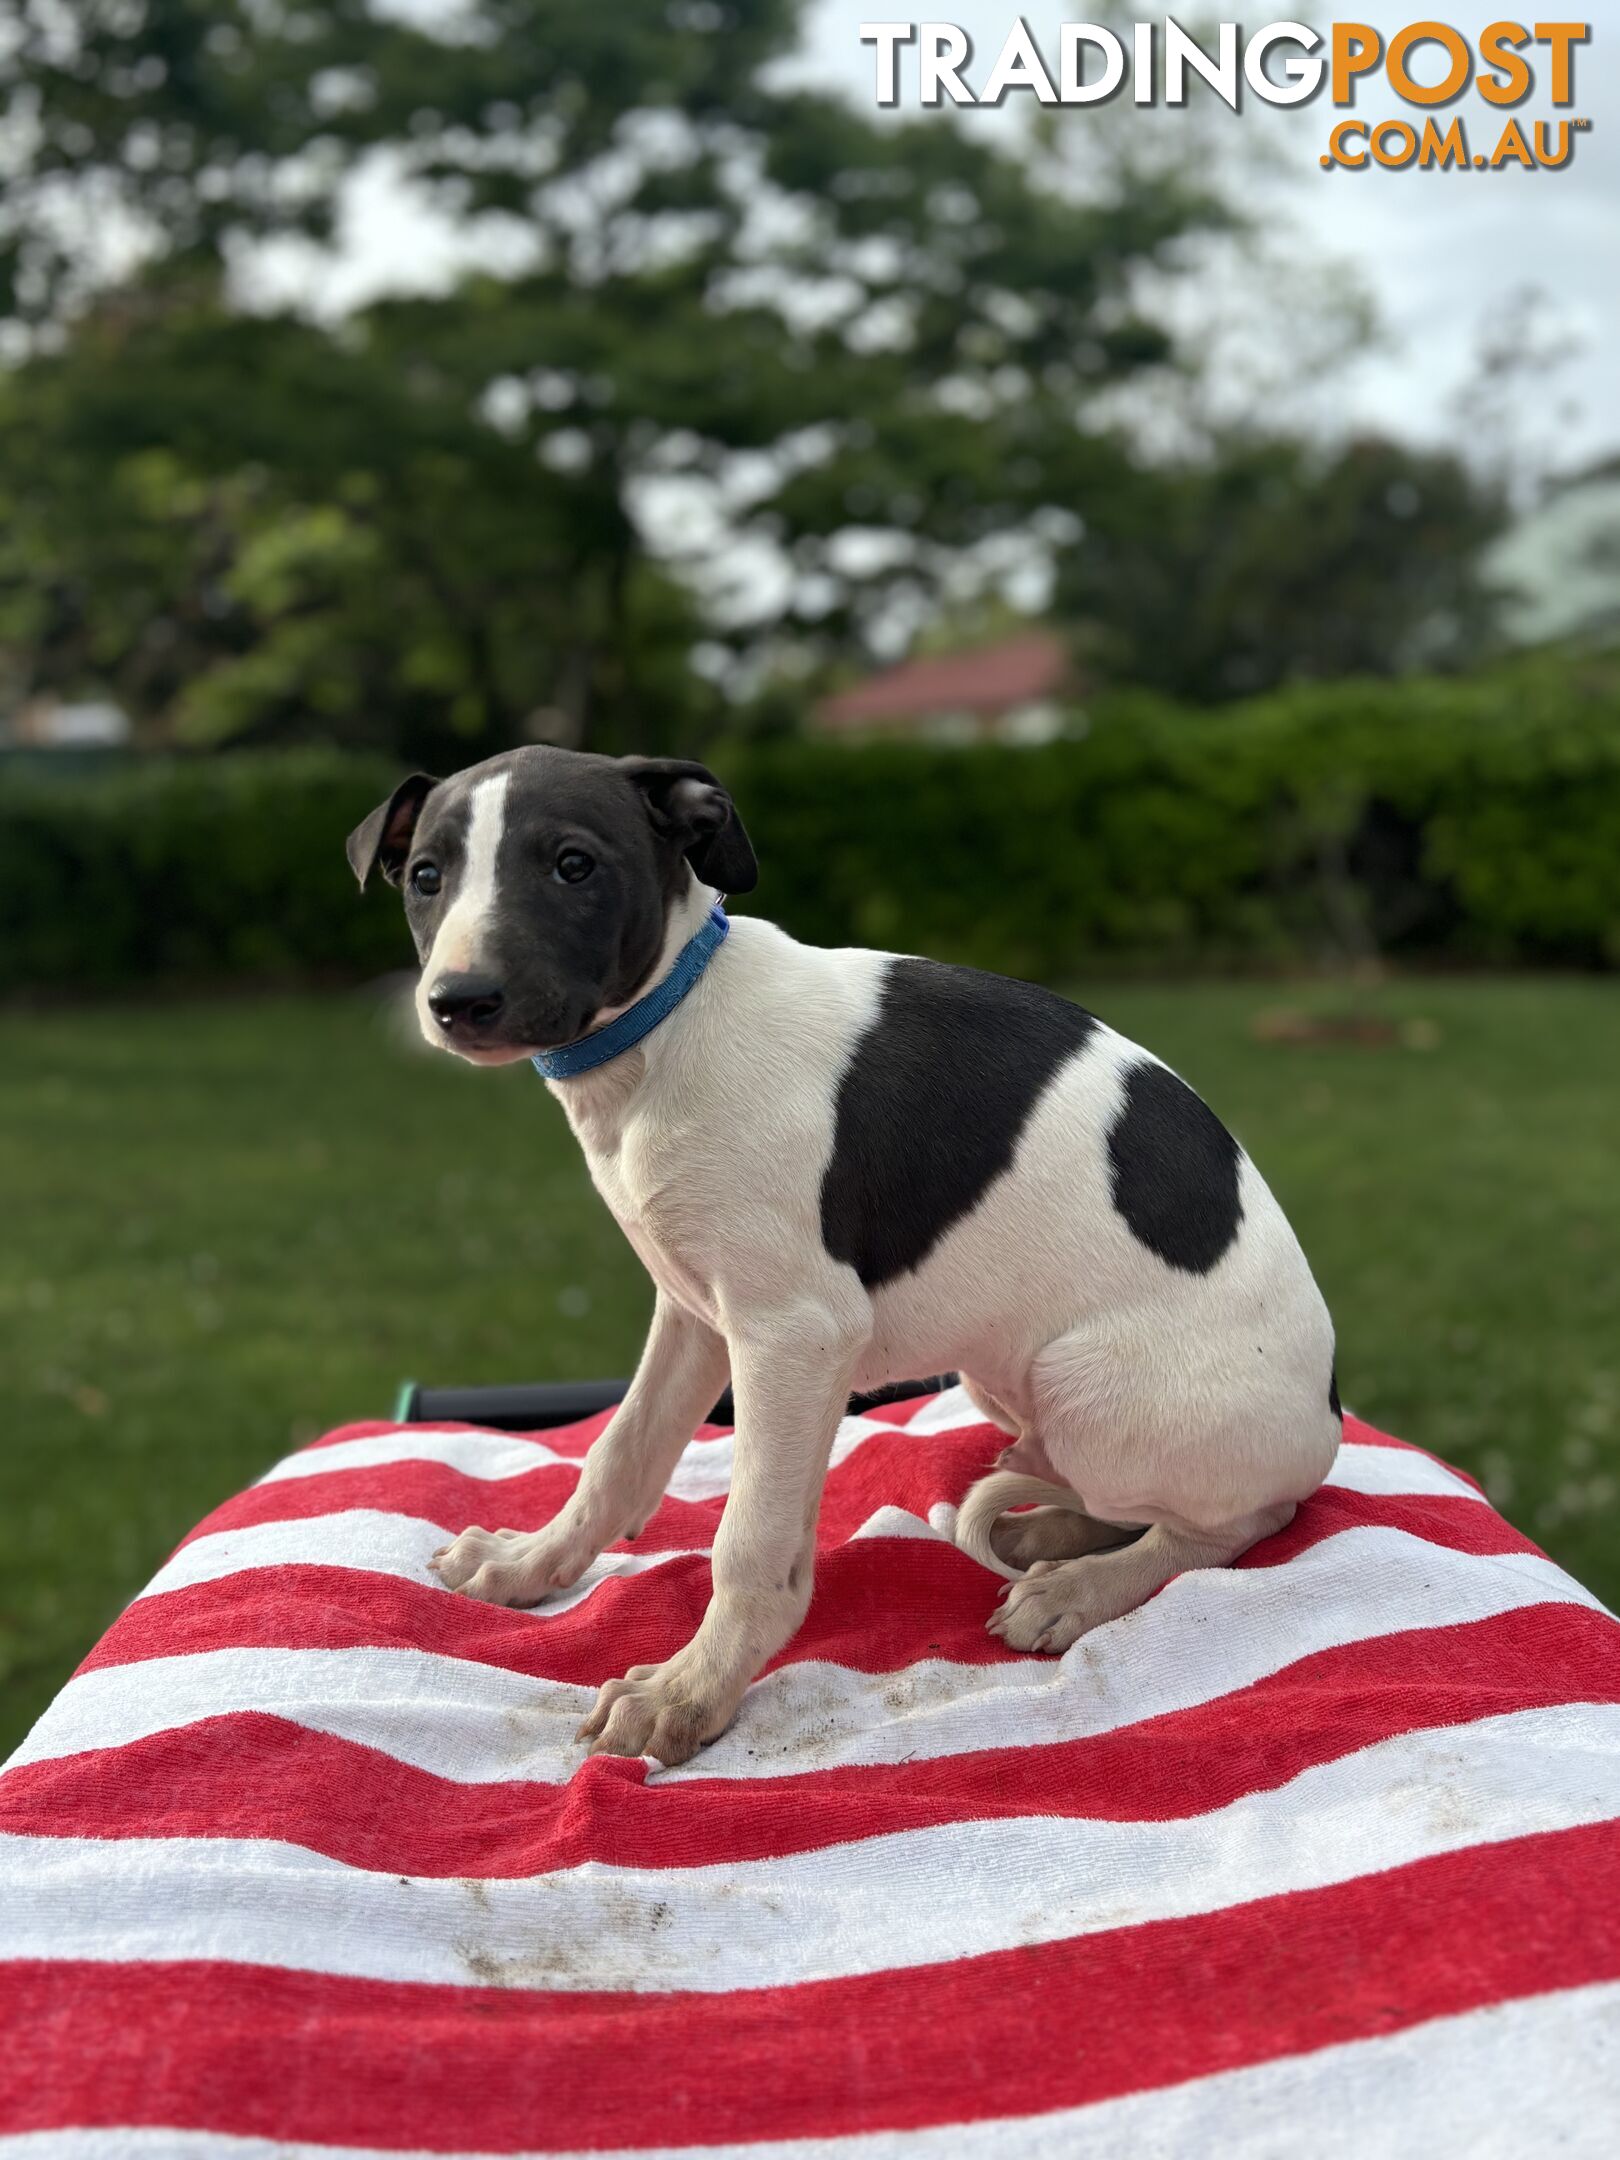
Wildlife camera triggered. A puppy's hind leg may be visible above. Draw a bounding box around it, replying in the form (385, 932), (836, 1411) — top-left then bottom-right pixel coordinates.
(990, 1504), (1296, 1654)
(991, 1505), (1144, 1573)
(956, 1469), (1141, 1580)
(959, 1373), (1020, 1437)
(956, 1370), (1141, 1576)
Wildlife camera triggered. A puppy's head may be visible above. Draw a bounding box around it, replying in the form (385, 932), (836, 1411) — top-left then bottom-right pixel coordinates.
(346, 747), (756, 1064)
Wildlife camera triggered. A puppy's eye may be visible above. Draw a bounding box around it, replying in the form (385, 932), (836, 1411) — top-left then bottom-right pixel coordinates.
(554, 849), (594, 884)
(409, 862), (442, 897)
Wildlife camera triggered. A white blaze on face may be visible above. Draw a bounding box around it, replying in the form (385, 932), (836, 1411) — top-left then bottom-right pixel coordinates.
(415, 770), (510, 1044)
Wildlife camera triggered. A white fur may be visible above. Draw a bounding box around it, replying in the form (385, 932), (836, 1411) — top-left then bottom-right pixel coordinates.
(430, 890), (1340, 1762)
(413, 770), (509, 1043)
(953, 1472), (1105, 1581)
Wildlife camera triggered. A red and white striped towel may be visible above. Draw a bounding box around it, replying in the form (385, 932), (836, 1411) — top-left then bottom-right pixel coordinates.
(3, 1385), (1619, 2155)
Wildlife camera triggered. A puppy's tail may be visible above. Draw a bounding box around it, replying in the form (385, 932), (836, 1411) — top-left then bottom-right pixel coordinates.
(953, 1471), (1093, 1581)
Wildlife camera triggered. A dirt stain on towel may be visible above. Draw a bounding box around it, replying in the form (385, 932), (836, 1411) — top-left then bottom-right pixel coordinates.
(452, 1880), (774, 1991)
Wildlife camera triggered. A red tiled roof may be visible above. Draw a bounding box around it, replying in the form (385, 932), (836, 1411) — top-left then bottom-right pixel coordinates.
(815, 632), (1070, 728)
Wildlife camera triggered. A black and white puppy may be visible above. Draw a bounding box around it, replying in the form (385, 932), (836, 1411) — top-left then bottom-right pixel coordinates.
(347, 747), (1340, 1766)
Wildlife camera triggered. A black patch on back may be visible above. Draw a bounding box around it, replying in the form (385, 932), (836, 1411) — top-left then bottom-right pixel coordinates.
(1106, 1061), (1243, 1274)
(820, 958), (1098, 1288)
(1328, 1362), (1342, 1421)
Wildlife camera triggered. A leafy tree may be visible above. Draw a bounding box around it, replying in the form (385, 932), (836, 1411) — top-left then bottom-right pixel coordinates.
(0, 278), (714, 758)
(0, 0), (1222, 756)
(1059, 434), (1508, 704)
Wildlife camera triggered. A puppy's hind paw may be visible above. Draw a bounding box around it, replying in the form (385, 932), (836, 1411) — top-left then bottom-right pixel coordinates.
(988, 1560), (1107, 1656)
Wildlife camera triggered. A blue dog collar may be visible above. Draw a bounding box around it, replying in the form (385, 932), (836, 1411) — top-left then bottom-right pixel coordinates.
(531, 903), (730, 1081)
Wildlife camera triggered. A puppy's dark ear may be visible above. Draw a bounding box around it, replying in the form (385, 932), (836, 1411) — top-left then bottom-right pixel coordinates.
(619, 757), (758, 895)
(345, 774), (439, 890)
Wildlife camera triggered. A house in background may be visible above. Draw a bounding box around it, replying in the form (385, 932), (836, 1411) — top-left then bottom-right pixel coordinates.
(811, 630), (1076, 744)
(1485, 458), (1620, 647)
(3, 695), (132, 749)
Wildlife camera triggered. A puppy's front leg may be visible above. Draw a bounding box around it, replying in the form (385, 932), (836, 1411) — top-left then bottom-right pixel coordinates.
(579, 1295), (865, 1766)
(431, 1291), (728, 1605)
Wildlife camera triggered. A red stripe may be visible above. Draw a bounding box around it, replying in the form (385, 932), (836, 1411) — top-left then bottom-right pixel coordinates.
(1237, 1483), (1539, 1568)
(295, 1417), (413, 1450)
(82, 1539), (1003, 1684)
(296, 1412), (620, 1456)
(1340, 1411), (1474, 1459)
(78, 1485), (1543, 1691)
(16, 1602), (1617, 1877)
(176, 1425), (1009, 1550)
(292, 1405), (1445, 1459)
(857, 1389), (941, 1425)
(196, 1413), (1461, 1557)
(4, 1820), (1617, 2147)
(170, 1425), (1505, 1606)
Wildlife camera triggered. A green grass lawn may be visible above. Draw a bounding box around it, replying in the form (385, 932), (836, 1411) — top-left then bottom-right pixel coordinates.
(2, 975), (1617, 1758)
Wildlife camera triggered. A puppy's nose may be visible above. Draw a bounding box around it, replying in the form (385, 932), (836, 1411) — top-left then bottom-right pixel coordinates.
(428, 975), (506, 1029)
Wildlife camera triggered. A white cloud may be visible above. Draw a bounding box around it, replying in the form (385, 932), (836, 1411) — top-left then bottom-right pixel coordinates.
(799, 4), (1617, 475)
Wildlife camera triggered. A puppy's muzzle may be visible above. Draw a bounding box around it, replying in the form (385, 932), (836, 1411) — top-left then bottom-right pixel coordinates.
(428, 973), (507, 1034)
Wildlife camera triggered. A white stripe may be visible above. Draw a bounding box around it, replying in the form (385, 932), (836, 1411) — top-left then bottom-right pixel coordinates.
(140, 1430), (1483, 1607)
(1324, 1444), (1484, 1501)
(256, 1404), (1470, 1510)
(259, 1428), (611, 1485)
(4, 1705), (1618, 1994)
(3, 1978), (1618, 2155)
(422, 770), (508, 979)
(903, 1387), (988, 1434)
(850, 1504), (942, 1542)
(256, 1410), (930, 1505)
(139, 1509), (703, 1606)
(139, 1501), (939, 1604)
(8, 1531), (1605, 1785)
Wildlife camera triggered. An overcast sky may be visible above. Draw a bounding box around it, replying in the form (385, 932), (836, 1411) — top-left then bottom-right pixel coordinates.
(792, 6), (1617, 476)
(278, 6), (1613, 493)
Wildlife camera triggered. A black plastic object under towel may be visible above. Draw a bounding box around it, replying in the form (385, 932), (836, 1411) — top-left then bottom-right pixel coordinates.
(394, 1372), (959, 1432)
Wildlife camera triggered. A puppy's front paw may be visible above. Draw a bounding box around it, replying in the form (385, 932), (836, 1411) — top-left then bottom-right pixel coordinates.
(576, 1661), (730, 1767)
(428, 1523), (591, 1605)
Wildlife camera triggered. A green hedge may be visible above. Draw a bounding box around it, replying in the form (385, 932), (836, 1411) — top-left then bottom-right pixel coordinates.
(721, 656), (1620, 978)
(5, 655), (1619, 994)
(3, 748), (402, 992)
